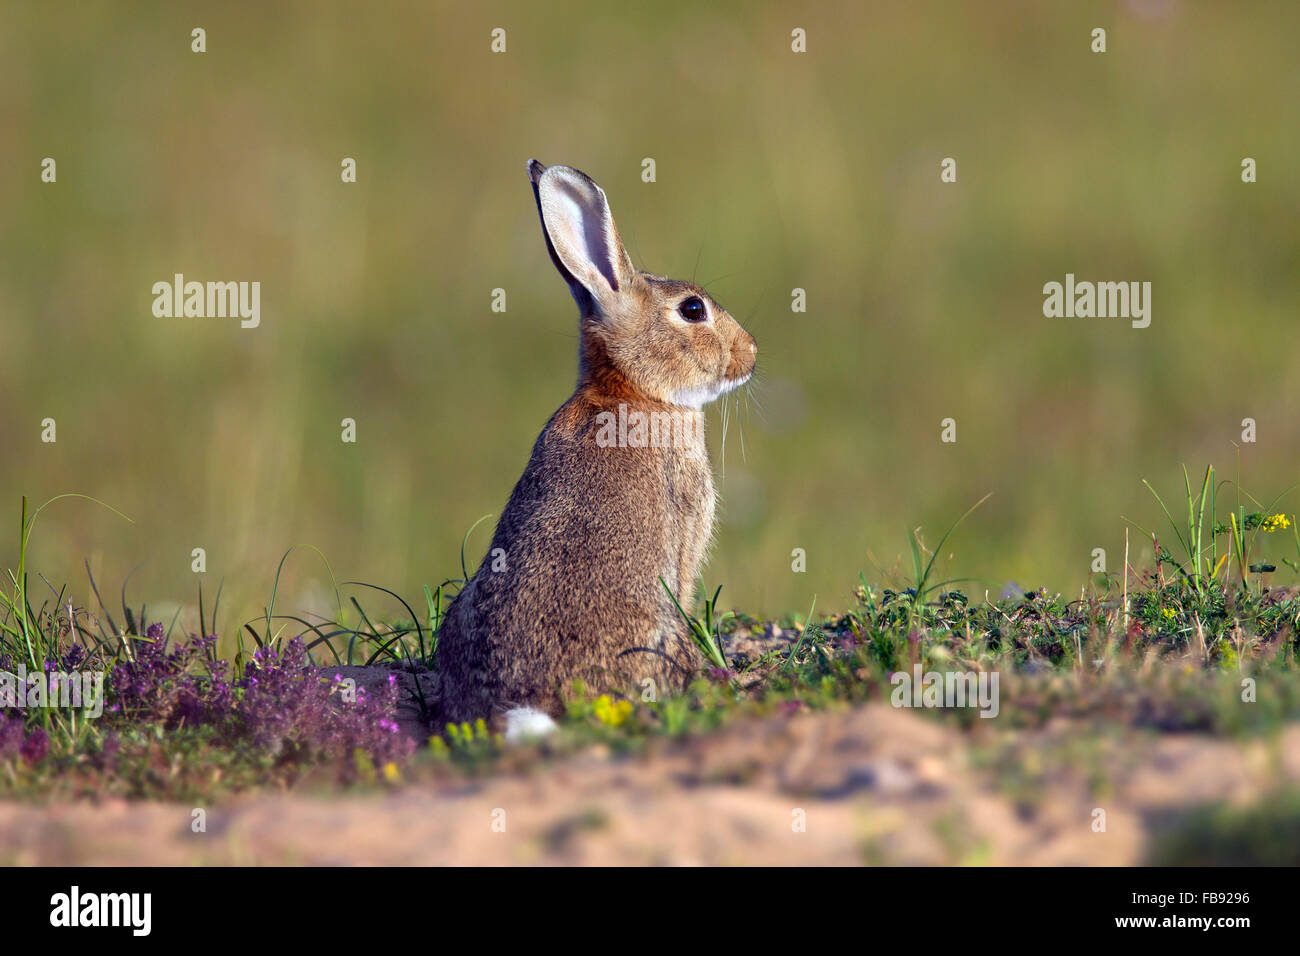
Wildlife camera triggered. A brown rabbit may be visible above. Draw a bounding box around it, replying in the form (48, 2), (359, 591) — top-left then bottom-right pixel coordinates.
(434, 160), (756, 737)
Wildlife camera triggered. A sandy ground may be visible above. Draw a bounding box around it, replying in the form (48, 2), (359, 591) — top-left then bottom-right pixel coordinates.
(2, 701), (1297, 865)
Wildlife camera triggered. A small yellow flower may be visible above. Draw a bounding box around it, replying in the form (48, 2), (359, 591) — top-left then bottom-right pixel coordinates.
(1262, 514), (1291, 533)
(1161, 607), (1176, 620)
(593, 694), (633, 727)
(382, 761), (401, 783)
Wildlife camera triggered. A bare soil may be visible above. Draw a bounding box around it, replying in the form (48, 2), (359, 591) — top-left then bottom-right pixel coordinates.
(2, 700), (1296, 865)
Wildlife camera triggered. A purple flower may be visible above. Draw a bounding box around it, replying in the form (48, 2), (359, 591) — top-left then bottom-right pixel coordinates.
(4, 631), (416, 774)
(19, 727), (49, 763)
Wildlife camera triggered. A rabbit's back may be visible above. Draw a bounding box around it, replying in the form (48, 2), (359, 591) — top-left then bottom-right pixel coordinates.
(436, 393), (712, 724)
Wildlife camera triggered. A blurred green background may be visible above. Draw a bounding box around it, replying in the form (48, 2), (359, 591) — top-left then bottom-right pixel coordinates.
(2, 0), (1298, 634)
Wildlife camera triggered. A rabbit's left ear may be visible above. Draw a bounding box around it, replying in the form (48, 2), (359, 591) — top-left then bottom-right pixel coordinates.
(528, 160), (635, 315)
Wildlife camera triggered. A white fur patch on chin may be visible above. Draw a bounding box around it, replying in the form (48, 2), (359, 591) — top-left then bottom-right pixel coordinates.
(503, 706), (558, 744)
(670, 375), (748, 410)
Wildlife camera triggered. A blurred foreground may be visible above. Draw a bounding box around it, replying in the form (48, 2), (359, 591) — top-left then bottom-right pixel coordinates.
(3, 703), (1296, 865)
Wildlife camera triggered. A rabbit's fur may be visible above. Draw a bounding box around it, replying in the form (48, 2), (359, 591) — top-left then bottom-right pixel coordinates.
(434, 160), (756, 726)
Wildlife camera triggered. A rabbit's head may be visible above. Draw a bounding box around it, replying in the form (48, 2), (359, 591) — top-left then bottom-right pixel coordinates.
(528, 159), (756, 408)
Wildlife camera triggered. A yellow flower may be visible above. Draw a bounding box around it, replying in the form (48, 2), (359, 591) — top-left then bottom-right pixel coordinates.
(593, 694), (633, 726)
(382, 761), (401, 783)
(1161, 607), (1176, 620)
(1262, 514), (1291, 533)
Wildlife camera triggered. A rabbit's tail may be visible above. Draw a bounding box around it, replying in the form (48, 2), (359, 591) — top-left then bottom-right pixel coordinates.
(503, 706), (558, 744)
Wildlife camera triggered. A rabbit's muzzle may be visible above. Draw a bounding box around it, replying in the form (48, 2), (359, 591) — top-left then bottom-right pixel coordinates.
(724, 330), (757, 386)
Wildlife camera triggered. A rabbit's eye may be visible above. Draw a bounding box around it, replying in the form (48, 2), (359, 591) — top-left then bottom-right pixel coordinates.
(678, 297), (707, 323)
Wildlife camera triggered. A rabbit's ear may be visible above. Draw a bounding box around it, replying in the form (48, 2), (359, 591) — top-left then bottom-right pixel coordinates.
(528, 160), (634, 314)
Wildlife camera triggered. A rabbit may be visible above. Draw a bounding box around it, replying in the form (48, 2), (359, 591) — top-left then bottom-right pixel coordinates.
(433, 160), (756, 738)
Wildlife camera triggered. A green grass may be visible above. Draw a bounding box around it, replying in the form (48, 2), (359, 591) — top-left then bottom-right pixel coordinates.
(8, 562), (1300, 803)
(3, 464), (1300, 801)
(1148, 790), (1300, 866)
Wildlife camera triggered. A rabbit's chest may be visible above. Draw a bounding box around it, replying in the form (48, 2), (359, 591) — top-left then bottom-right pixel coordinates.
(668, 454), (715, 543)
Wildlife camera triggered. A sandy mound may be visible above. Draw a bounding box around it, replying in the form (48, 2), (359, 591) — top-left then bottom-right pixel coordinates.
(2, 703), (1296, 865)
